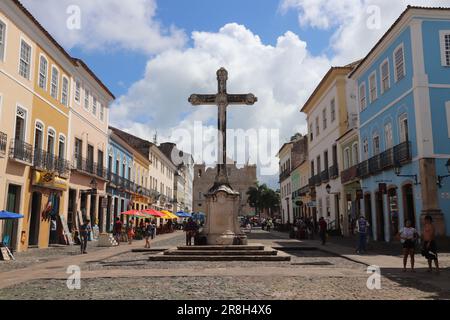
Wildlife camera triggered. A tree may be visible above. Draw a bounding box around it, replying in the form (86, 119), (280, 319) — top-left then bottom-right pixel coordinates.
(246, 183), (280, 218)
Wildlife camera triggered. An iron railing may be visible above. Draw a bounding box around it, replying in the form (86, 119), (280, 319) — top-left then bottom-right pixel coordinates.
(320, 169), (329, 183)
(0, 132), (7, 156)
(9, 139), (33, 164)
(394, 141), (411, 164)
(72, 156), (107, 179)
(380, 148), (394, 169)
(368, 154), (381, 175)
(33, 148), (70, 177)
(108, 172), (153, 197)
(329, 164), (339, 179)
(357, 160), (370, 178)
(341, 165), (359, 184)
(279, 170), (291, 182)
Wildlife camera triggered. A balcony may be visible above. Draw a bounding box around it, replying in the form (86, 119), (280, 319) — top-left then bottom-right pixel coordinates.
(341, 165), (358, 184)
(9, 139), (33, 164)
(313, 174), (321, 186)
(356, 141), (411, 179)
(33, 148), (70, 178)
(0, 132), (7, 157)
(329, 165), (339, 179)
(320, 169), (329, 183)
(72, 156), (107, 180)
(368, 154), (381, 175)
(279, 170), (291, 182)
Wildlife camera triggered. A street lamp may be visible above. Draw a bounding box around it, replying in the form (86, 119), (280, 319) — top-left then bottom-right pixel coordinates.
(326, 184), (340, 195)
(437, 159), (450, 188)
(90, 178), (98, 190)
(394, 161), (419, 185)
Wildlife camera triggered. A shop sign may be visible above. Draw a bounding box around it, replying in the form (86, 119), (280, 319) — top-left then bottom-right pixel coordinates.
(33, 171), (68, 191)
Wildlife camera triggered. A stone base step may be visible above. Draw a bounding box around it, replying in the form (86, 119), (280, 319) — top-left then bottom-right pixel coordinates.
(164, 250), (278, 256)
(132, 248), (169, 253)
(148, 255), (291, 262)
(97, 234), (118, 247)
(177, 245), (265, 251)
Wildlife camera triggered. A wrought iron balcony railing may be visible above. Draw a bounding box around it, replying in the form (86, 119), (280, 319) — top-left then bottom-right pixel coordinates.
(368, 154), (381, 175)
(33, 148), (70, 177)
(357, 160), (370, 178)
(0, 132), (7, 157)
(380, 148), (394, 169)
(329, 165), (339, 179)
(341, 165), (359, 184)
(394, 141), (411, 164)
(72, 156), (107, 179)
(320, 169), (329, 183)
(9, 139), (33, 164)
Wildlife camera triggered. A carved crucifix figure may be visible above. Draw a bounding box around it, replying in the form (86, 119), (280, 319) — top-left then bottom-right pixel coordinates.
(189, 68), (258, 188)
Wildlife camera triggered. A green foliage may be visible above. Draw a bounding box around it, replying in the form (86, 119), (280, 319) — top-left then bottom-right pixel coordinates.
(246, 182), (280, 215)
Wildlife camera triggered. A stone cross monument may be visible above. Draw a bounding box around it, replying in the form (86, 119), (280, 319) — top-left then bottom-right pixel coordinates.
(189, 68), (258, 245)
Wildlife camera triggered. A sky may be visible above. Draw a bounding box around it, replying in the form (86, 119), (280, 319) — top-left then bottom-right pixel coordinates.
(21, 0), (450, 188)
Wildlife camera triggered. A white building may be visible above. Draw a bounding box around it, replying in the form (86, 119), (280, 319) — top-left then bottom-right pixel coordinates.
(278, 142), (294, 225)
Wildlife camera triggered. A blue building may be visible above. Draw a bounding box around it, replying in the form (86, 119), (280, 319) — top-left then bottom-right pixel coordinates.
(106, 128), (134, 231)
(349, 6), (450, 241)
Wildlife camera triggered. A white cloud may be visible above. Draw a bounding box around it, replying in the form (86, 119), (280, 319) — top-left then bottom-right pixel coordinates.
(109, 23), (331, 184)
(281, 0), (450, 63)
(20, 0), (186, 54)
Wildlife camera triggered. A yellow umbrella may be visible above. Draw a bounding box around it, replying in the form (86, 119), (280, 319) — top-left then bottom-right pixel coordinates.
(161, 210), (178, 219)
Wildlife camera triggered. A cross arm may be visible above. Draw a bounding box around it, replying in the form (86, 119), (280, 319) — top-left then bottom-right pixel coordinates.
(227, 94), (258, 105)
(188, 94), (217, 106)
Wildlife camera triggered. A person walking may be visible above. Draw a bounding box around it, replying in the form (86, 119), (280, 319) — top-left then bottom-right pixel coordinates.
(184, 218), (198, 246)
(356, 215), (370, 254)
(113, 218), (123, 245)
(144, 220), (152, 248)
(422, 215), (440, 274)
(80, 219), (91, 254)
(150, 220), (156, 239)
(398, 220), (418, 272)
(318, 217), (327, 245)
(127, 219), (135, 245)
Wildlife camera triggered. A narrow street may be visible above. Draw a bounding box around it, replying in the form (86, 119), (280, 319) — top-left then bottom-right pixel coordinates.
(1, 230), (448, 300)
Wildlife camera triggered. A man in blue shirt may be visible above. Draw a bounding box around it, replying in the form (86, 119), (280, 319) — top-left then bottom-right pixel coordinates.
(80, 219), (91, 254)
(356, 215), (370, 254)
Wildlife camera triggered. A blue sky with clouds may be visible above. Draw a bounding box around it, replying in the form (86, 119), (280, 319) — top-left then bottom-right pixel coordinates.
(21, 0), (450, 188)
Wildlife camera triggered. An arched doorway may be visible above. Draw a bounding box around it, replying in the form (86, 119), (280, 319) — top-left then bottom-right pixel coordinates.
(375, 192), (385, 242)
(402, 184), (416, 227)
(388, 188), (399, 236)
(364, 193), (373, 239)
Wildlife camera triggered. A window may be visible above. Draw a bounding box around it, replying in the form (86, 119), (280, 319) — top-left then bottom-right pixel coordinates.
(58, 135), (65, 159)
(322, 109), (327, 130)
(0, 20), (5, 61)
(373, 134), (380, 155)
(51, 67), (59, 99)
(309, 123), (313, 141)
(47, 129), (55, 155)
(315, 117), (320, 136)
(74, 138), (82, 168)
(369, 72), (377, 103)
(359, 82), (366, 111)
(34, 121), (44, 150)
(84, 88), (90, 110)
(399, 113), (409, 143)
(394, 45), (405, 81)
(440, 31), (450, 67)
(380, 60), (390, 94)
(384, 122), (393, 149)
(352, 143), (359, 166)
(75, 80), (81, 103)
(15, 106), (27, 142)
(92, 96), (97, 116)
(99, 103), (104, 121)
(344, 148), (350, 170)
(19, 40), (32, 79)
(363, 139), (369, 160)
(38, 56), (48, 90)
(61, 76), (69, 106)
(330, 99), (336, 122)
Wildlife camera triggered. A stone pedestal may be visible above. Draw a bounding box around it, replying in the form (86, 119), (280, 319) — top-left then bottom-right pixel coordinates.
(202, 184), (247, 245)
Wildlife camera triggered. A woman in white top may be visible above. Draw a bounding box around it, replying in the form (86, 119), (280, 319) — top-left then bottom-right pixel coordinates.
(398, 220), (418, 272)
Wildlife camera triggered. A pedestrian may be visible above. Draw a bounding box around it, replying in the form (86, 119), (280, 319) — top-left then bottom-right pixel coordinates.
(398, 220), (418, 272)
(356, 215), (370, 254)
(184, 218), (198, 246)
(80, 219), (91, 254)
(150, 220), (156, 239)
(127, 219), (135, 244)
(113, 218), (123, 245)
(318, 217), (327, 245)
(144, 220), (152, 248)
(422, 215), (440, 274)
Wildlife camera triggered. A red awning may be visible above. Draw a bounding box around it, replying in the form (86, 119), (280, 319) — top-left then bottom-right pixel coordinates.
(141, 209), (165, 218)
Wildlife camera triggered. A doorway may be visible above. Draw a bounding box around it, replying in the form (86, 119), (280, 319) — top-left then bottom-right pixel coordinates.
(364, 193), (373, 239)
(4, 185), (22, 251)
(29, 192), (42, 246)
(98, 197), (104, 233)
(402, 184), (416, 227)
(375, 192), (385, 242)
(67, 189), (77, 232)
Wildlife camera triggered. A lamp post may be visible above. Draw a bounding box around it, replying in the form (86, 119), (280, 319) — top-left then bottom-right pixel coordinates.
(394, 162), (419, 185)
(437, 159), (450, 188)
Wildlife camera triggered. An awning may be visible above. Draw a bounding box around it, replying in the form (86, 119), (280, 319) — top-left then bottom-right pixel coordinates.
(0, 211), (24, 220)
(141, 209), (165, 218)
(120, 210), (147, 218)
(176, 211), (192, 218)
(161, 210), (178, 219)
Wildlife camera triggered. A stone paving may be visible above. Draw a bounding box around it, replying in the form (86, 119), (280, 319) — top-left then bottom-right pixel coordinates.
(0, 230), (449, 300)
